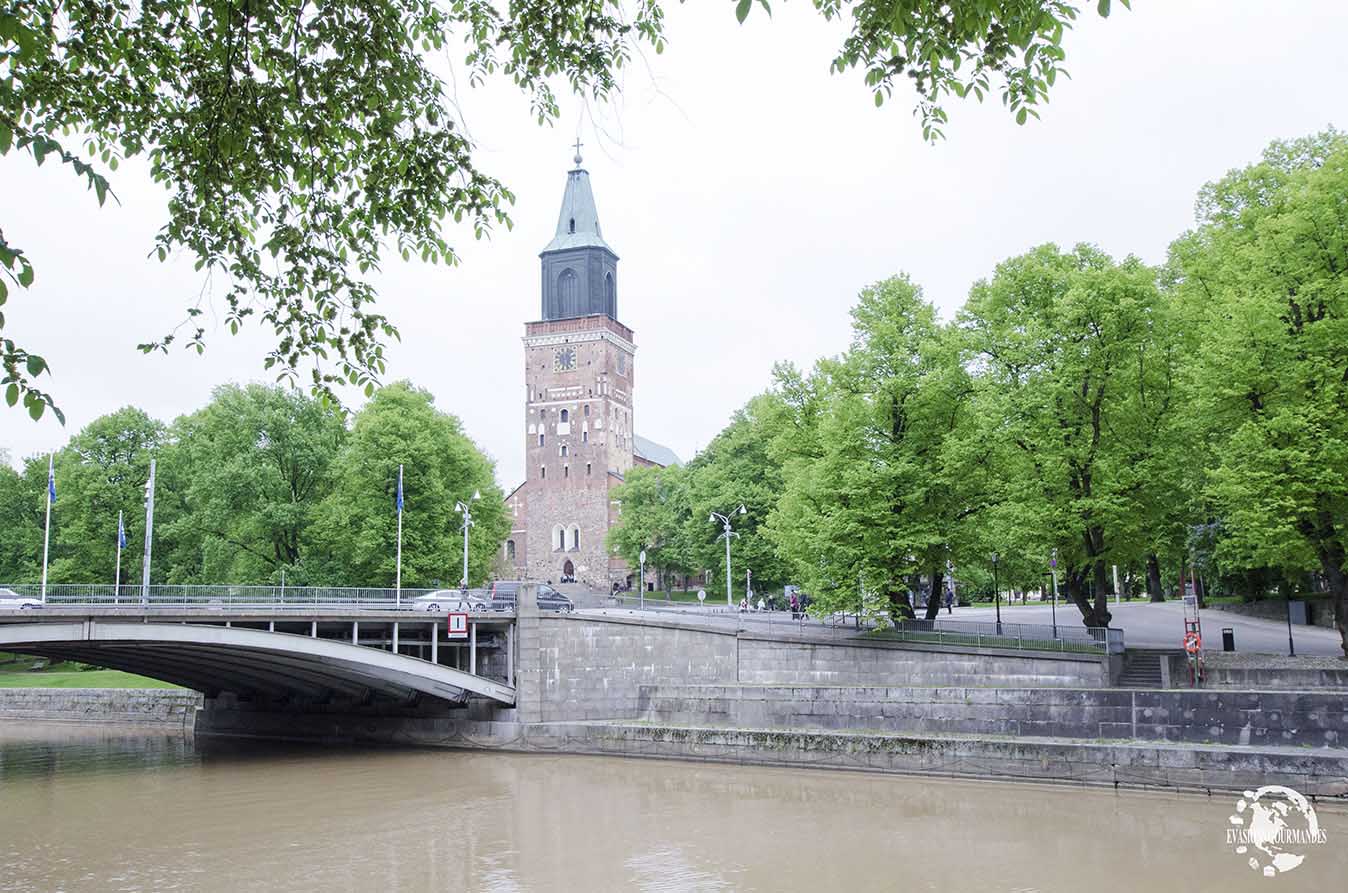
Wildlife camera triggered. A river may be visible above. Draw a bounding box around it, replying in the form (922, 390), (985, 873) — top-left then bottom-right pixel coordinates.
(0, 725), (1343, 891)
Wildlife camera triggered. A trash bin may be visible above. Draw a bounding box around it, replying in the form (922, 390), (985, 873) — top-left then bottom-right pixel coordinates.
(1222, 627), (1235, 652)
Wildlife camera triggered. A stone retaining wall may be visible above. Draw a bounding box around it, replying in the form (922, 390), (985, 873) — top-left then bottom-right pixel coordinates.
(527, 614), (1109, 722)
(639, 684), (1348, 749)
(1207, 598), (1338, 629)
(191, 706), (1348, 797)
(0, 688), (201, 726)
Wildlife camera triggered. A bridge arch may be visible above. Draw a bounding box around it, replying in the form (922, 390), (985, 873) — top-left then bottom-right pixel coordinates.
(0, 621), (515, 706)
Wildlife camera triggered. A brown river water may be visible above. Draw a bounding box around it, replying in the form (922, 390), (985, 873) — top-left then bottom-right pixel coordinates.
(0, 724), (1344, 892)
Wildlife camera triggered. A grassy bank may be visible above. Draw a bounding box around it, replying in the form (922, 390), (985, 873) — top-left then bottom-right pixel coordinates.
(0, 657), (180, 689)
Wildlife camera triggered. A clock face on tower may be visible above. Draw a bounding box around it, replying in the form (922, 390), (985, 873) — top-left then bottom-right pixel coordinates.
(554, 347), (577, 371)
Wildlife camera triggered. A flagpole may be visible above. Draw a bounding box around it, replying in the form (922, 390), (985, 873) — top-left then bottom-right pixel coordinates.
(395, 464), (404, 607)
(141, 458), (156, 605)
(115, 510), (123, 605)
(40, 454), (53, 604)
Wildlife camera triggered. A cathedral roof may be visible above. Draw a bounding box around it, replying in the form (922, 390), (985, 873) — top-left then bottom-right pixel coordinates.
(634, 434), (682, 468)
(541, 163), (615, 255)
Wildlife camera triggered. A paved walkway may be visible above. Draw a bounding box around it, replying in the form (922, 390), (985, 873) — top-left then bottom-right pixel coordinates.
(949, 600), (1343, 656)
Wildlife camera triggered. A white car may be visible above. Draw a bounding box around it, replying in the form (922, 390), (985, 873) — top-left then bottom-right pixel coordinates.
(0, 588), (42, 610)
(410, 590), (486, 613)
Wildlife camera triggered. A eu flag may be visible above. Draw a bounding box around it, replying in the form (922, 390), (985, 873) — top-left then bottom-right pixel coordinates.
(118, 514), (127, 549)
(47, 463), (55, 504)
(396, 466), (404, 514)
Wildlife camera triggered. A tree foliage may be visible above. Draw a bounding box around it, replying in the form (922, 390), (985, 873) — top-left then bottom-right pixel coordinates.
(0, 380), (507, 589)
(1, 0), (1123, 422)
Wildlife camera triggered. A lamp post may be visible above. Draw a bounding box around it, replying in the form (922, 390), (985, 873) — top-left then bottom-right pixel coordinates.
(709, 505), (747, 607)
(991, 552), (1001, 634)
(1049, 549), (1059, 639)
(455, 491), (482, 590)
(639, 549), (647, 611)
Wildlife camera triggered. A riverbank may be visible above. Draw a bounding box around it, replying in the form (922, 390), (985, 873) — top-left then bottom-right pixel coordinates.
(0, 656), (181, 689)
(0, 688), (199, 725)
(4, 686), (1345, 796)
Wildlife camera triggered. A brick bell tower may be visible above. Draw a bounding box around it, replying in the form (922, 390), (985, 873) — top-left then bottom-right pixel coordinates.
(520, 144), (635, 587)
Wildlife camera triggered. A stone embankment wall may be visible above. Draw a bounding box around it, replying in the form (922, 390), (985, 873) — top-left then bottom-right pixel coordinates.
(639, 684), (1347, 749)
(1166, 653), (1348, 690)
(0, 688), (201, 726)
(527, 614), (1108, 722)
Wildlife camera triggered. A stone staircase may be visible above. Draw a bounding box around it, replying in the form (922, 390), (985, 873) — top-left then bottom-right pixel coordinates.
(1116, 651), (1164, 688)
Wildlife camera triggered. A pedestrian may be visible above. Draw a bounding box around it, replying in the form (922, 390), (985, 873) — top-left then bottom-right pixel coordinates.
(944, 586), (953, 614)
(789, 592), (799, 620)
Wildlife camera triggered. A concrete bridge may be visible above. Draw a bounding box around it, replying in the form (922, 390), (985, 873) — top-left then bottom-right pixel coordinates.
(0, 607), (516, 707)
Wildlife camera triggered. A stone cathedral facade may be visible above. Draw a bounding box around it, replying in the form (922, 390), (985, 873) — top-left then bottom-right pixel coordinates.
(503, 152), (679, 587)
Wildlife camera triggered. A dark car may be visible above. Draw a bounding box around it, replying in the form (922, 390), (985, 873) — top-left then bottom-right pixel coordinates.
(488, 581), (574, 613)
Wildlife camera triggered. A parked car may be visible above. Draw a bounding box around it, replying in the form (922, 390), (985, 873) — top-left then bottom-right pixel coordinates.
(488, 581), (574, 613)
(0, 588), (42, 610)
(410, 589), (488, 613)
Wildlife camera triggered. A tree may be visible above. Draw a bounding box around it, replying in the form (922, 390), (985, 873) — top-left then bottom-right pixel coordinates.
(2, 1), (1126, 420)
(683, 393), (794, 598)
(46, 407), (165, 585)
(1170, 130), (1348, 655)
(311, 381), (507, 587)
(770, 276), (979, 621)
(159, 384), (345, 584)
(962, 245), (1164, 628)
(0, 458), (41, 581)
(608, 463), (697, 591)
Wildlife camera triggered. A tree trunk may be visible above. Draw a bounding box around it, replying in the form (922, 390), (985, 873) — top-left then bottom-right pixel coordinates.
(1316, 533), (1347, 658)
(1091, 558), (1113, 627)
(924, 566), (944, 620)
(887, 584), (916, 622)
(1146, 553), (1164, 603)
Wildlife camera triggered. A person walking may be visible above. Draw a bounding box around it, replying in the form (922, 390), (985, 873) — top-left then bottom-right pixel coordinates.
(789, 591), (800, 620)
(944, 586), (953, 614)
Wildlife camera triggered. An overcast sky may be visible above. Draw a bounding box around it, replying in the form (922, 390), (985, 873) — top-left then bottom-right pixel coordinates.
(4, 2), (1345, 487)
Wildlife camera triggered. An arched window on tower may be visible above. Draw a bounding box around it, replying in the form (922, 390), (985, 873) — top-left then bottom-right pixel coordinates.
(568, 217), (576, 234)
(560, 409), (569, 423)
(552, 525), (564, 552)
(558, 268), (579, 317)
(605, 272), (616, 316)
(570, 527), (581, 551)
(506, 540), (516, 561)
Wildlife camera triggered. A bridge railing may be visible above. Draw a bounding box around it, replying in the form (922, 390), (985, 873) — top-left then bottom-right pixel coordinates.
(0, 583), (497, 611)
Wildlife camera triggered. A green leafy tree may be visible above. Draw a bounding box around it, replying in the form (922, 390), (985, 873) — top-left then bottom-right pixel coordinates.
(962, 245), (1164, 627)
(769, 276), (978, 621)
(46, 407), (165, 585)
(683, 393), (794, 599)
(2, 1), (1125, 420)
(608, 463), (698, 591)
(0, 458), (42, 581)
(1171, 130), (1348, 654)
(158, 384), (345, 584)
(311, 381), (507, 588)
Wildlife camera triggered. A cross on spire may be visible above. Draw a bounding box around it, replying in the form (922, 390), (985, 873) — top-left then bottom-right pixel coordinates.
(572, 137), (583, 166)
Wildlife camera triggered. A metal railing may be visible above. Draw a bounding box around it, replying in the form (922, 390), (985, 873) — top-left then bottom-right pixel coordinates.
(600, 595), (1122, 654)
(873, 617), (1123, 654)
(0, 583), (504, 612)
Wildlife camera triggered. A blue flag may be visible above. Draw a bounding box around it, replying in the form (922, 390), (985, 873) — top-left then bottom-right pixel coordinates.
(395, 466), (404, 514)
(118, 514), (127, 549)
(47, 461), (55, 504)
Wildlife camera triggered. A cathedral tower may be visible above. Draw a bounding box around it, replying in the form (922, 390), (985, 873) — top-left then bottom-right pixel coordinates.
(512, 147), (637, 586)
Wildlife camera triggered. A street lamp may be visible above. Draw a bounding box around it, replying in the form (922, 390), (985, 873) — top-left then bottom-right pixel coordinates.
(1049, 548), (1059, 639)
(455, 490), (482, 589)
(991, 552), (1001, 634)
(709, 505), (747, 607)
